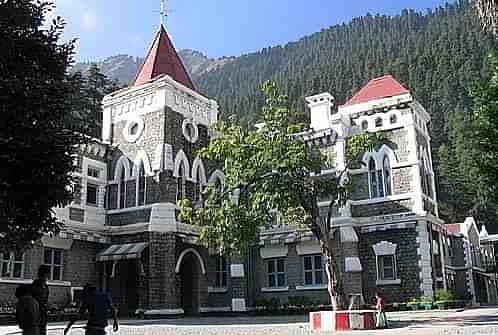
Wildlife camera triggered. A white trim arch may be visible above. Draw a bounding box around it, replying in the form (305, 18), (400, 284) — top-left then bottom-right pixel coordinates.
(209, 169), (225, 187)
(173, 150), (190, 178)
(132, 150), (153, 177)
(362, 144), (398, 169)
(191, 156), (207, 185)
(175, 248), (206, 274)
(113, 155), (131, 181)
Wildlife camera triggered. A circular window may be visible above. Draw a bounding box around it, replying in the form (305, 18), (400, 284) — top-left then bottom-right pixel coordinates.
(123, 117), (145, 143)
(182, 119), (199, 143)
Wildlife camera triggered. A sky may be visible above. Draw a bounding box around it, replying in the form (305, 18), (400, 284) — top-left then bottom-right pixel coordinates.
(51, 0), (450, 62)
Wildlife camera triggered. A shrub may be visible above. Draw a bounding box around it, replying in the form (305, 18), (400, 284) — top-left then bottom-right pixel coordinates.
(434, 289), (455, 301)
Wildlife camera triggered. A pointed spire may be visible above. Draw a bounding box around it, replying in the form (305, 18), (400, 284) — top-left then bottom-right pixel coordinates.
(134, 25), (195, 90)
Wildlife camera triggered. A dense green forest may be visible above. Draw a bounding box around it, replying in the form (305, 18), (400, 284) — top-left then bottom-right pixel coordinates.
(193, 0), (498, 226)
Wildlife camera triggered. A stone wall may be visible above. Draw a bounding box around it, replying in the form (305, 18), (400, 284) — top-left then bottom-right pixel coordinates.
(392, 167), (412, 194)
(254, 244), (329, 306)
(351, 173), (369, 200)
(351, 199), (413, 217)
(384, 128), (409, 162)
(107, 208), (152, 226)
(359, 226), (420, 303)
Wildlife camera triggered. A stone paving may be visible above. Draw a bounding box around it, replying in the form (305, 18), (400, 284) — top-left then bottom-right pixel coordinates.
(3, 308), (498, 335)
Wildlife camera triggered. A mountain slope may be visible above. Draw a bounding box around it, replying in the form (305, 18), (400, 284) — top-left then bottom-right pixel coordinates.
(73, 50), (231, 85)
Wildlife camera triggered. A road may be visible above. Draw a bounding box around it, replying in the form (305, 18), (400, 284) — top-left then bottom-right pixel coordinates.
(2, 307), (498, 335)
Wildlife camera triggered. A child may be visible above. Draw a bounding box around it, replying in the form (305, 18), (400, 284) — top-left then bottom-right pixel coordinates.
(16, 284), (41, 335)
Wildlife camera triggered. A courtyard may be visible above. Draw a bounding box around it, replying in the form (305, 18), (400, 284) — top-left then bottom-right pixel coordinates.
(3, 308), (498, 335)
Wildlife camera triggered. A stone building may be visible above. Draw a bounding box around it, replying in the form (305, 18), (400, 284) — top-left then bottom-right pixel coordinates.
(0, 25), (495, 316)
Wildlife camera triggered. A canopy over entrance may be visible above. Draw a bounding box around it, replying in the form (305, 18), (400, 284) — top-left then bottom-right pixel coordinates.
(97, 242), (148, 261)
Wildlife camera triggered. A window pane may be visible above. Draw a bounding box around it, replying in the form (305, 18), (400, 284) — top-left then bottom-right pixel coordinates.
(383, 266), (394, 280)
(314, 256), (322, 270)
(53, 266), (61, 281)
(44, 250), (52, 264)
(268, 260), (275, 274)
(216, 272), (221, 287)
(383, 255), (393, 267)
(87, 184), (98, 205)
(377, 171), (384, 197)
(305, 272), (313, 285)
(315, 270), (323, 284)
(2, 253), (9, 261)
(54, 250), (62, 265)
(13, 263), (22, 278)
(222, 272), (227, 287)
(1, 263), (8, 277)
(304, 257), (312, 270)
(277, 273), (285, 287)
(14, 253), (23, 262)
(277, 259), (284, 273)
(268, 274), (276, 287)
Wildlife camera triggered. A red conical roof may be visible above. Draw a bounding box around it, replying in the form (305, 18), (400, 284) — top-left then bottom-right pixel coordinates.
(343, 75), (409, 107)
(134, 25), (195, 90)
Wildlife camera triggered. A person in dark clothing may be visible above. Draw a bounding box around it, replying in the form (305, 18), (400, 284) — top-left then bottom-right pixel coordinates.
(31, 265), (50, 335)
(64, 284), (118, 335)
(16, 284), (40, 335)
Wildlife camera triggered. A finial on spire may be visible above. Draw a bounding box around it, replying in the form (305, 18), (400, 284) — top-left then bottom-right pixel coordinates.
(160, 0), (167, 26)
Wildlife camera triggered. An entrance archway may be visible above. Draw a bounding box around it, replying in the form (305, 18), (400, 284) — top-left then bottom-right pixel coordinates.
(175, 248), (206, 315)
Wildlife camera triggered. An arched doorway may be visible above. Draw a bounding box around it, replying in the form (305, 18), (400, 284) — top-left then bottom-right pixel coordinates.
(176, 248), (206, 315)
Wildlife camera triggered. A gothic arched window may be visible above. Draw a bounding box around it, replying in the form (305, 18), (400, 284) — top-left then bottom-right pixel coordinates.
(369, 158), (378, 199)
(390, 114), (397, 124)
(361, 120), (368, 130)
(137, 162), (146, 206)
(194, 168), (203, 202)
(119, 168), (126, 209)
(176, 162), (186, 202)
(382, 155), (392, 196)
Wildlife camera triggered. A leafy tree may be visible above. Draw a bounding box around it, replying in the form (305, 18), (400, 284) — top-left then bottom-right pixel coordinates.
(471, 53), (498, 217)
(180, 82), (379, 309)
(0, 0), (82, 249)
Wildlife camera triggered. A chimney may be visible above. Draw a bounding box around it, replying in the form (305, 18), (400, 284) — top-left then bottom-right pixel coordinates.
(305, 93), (335, 131)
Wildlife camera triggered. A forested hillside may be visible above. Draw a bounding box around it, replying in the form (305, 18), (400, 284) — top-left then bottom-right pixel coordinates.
(193, 0), (497, 225)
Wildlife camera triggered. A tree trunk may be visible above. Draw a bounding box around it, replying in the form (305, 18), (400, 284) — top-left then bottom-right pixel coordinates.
(320, 239), (342, 311)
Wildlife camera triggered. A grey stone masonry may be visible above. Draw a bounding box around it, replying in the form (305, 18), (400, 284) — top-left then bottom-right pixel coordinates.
(351, 173), (369, 200)
(360, 226), (420, 303)
(384, 128), (409, 163)
(351, 199), (413, 217)
(393, 167), (412, 194)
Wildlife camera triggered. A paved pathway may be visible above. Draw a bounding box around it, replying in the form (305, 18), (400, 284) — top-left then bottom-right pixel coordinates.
(2, 308), (498, 335)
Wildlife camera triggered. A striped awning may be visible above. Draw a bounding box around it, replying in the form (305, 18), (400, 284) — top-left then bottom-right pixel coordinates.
(96, 242), (148, 262)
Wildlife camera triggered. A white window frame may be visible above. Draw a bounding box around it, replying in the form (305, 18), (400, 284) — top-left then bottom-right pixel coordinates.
(214, 256), (228, 288)
(0, 252), (25, 279)
(44, 248), (64, 281)
(377, 254), (396, 281)
(302, 254), (324, 287)
(267, 258), (286, 288)
(372, 241), (400, 285)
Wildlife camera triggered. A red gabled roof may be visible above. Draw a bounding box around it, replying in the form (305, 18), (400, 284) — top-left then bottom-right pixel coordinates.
(343, 75), (409, 107)
(134, 25), (195, 90)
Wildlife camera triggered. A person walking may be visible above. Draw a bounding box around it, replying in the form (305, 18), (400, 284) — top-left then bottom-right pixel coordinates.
(375, 292), (388, 329)
(64, 284), (118, 335)
(31, 265), (50, 335)
(16, 284), (40, 335)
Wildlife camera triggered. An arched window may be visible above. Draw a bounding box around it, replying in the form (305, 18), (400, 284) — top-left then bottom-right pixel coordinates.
(137, 162), (146, 206)
(382, 156), (392, 196)
(194, 168), (203, 202)
(375, 118), (383, 127)
(390, 114), (397, 124)
(361, 120), (368, 130)
(176, 162), (186, 202)
(119, 168), (126, 209)
(369, 158), (378, 199)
